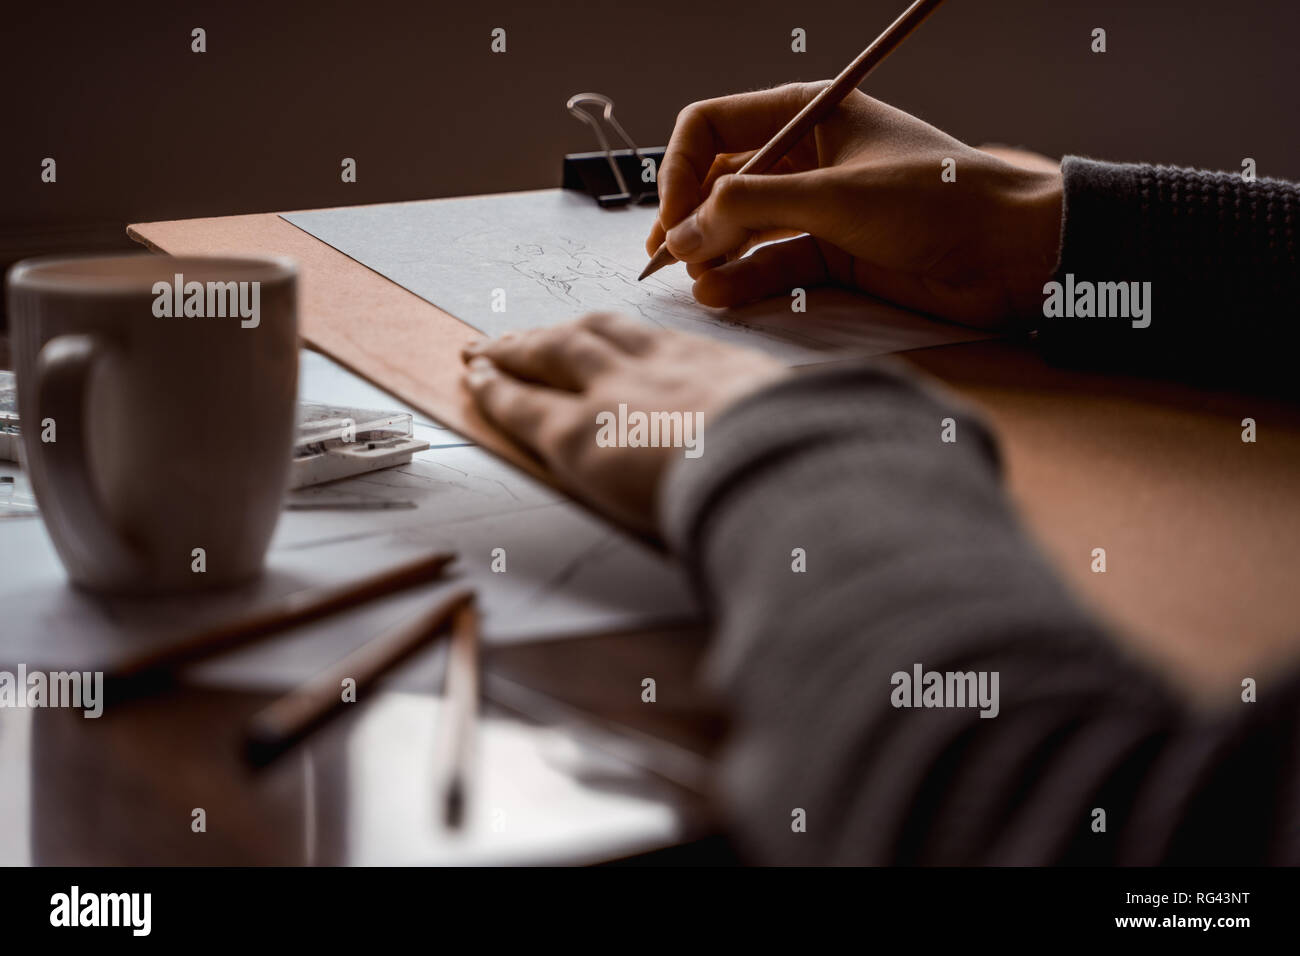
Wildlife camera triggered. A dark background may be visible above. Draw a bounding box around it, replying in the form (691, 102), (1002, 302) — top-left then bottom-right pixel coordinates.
(2, 0), (1297, 270)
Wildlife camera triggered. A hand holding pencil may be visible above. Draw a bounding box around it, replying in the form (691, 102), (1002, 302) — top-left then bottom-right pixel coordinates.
(644, 83), (1064, 329)
(462, 0), (1065, 536)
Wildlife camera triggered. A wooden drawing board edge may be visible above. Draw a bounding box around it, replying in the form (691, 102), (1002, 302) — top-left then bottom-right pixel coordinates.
(127, 202), (551, 484)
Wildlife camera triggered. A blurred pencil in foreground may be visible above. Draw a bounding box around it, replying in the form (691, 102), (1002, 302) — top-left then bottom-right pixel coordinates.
(439, 597), (481, 829)
(116, 550), (457, 684)
(243, 585), (475, 765)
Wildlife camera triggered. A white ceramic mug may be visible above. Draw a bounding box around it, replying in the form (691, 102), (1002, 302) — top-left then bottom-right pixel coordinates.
(7, 253), (299, 593)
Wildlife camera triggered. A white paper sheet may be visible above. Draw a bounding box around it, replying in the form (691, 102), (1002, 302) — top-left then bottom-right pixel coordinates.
(283, 189), (992, 365)
(0, 350), (696, 684)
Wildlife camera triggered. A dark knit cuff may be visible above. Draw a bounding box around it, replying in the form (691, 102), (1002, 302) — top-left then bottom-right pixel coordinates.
(1040, 156), (1300, 378)
(1058, 156), (1297, 295)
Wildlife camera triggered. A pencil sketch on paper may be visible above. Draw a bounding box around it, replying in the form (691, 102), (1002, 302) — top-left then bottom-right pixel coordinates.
(283, 190), (992, 365)
(449, 226), (835, 352)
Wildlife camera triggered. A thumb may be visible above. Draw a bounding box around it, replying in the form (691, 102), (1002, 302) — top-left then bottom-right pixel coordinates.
(664, 171), (833, 264)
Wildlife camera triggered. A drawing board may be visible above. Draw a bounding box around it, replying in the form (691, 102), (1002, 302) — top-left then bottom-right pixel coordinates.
(282, 189), (992, 365)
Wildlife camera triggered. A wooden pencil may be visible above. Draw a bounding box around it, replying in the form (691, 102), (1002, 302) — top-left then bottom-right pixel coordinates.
(638, 0), (947, 280)
(243, 585), (475, 764)
(439, 597), (480, 829)
(113, 549), (457, 683)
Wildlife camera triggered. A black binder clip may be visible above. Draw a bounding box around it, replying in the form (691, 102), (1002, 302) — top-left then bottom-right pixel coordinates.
(562, 93), (664, 208)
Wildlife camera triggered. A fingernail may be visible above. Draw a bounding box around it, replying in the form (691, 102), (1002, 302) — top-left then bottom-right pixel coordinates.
(461, 338), (488, 361)
(465, 355), (496, 387)
(666, 212), (702, 256)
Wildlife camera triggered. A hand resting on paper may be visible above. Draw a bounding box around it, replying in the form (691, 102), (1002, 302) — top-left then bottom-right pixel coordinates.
(646, 83), (1064, 329)
(461, 312), (785, 536)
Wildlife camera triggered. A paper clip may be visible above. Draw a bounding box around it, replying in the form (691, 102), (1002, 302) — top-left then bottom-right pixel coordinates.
(564, 93), (658, 207)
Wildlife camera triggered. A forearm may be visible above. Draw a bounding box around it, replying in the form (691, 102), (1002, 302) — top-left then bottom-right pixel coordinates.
(662, 363), (1298, 864)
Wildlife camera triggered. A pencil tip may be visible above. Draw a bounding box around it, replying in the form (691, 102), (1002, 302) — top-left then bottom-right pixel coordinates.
(638, 245), (675, 281)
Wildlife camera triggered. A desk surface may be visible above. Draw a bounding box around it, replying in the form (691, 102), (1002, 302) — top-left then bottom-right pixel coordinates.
(2, 208), (1297, 864)
(0, 628), (717, 866)
(129, 207), (1300, 697)
(0, 346), (716, 865)
(907, 341), (1300, 699)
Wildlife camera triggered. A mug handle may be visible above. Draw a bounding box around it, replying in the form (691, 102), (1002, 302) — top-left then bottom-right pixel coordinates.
(35, 334), (143, 575)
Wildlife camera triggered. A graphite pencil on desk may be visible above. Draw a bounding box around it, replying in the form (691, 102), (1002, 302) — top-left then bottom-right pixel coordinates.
(243, 585), (475, 765)
(113, 550), (456, 684)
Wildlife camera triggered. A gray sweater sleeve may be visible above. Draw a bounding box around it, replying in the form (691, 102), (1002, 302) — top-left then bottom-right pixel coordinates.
(1039, 157), (1300, 381)
(656, 157), (1300, 863)
(660, 363), (1300, 864)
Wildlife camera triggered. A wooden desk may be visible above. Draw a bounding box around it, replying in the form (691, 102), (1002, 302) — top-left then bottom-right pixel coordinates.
(906, 341), (1300, 701)
(3, 209), (1296, 864)
(129, 207), (1300, 700)
(0, 628), (716, 866)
